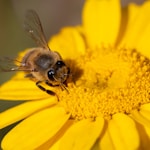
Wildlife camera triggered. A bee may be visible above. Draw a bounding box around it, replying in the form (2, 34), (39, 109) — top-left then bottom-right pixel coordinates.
(1, 10), (70, 96)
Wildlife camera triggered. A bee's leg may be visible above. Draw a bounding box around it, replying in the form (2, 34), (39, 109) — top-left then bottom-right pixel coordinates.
(45, 81), (56, 87)
(45, 81), (69, 93)
(24, 73), (34, 78)
(36, 81), (56, 96)
(46, 81), (69, 93)
(60, 83), (69, 93)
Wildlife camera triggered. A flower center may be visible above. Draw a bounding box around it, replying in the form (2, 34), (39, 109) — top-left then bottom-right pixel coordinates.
(59, 47), (150, 120)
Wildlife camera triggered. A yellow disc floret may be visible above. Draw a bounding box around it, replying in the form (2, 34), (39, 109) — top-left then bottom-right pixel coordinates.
(58, 47), (150, 120)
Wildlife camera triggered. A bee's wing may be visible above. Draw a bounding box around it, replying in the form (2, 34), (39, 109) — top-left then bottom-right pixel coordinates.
(0, 57), (18, 72)
(0, 57), (35, 72)
(24, 10), (50, 50)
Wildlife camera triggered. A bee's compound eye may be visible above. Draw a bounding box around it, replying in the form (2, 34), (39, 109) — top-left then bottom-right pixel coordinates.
(47, 69), (55, 80)
(56, 61), (65, 67)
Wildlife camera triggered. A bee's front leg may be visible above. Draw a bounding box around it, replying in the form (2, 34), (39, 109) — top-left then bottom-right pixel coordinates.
(36, 81), (57, 96)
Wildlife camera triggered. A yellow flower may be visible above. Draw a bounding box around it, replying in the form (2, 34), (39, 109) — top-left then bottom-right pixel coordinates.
(1, 0), (150, 149)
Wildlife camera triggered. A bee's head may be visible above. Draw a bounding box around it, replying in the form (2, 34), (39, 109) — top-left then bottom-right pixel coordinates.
(47, 60), (70, 85)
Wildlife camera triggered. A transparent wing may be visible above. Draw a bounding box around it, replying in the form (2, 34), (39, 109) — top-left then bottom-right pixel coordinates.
(24, 10), (50, 49)
(0, 57), (18, 72)
(0, 57), (33, 72)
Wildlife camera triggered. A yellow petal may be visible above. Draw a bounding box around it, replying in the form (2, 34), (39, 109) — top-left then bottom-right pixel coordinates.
(49, 27), (86, 59)
(130, 109), (150, 149)
(134, 122), (150, 150)
(135, 24), (150, 58)
(116, 4), (139, 45)
(131, 109), (150, 139)
(60, 117), (104, 150)
(82, 0), (121, 48)
(100, 113), (140, 150)
(0, 97), (56, 129)
(36, 130), (61, 150)
(119, 3), (140, 47)
(0, 72), (50, 100)
(119, 1), (150, 58)
(131, 109), (150, 129)
(99, 128), (115, 150)
(2, 106), (70, 150)
(36, 120), (74, 150)
(140, 103), (150, 121)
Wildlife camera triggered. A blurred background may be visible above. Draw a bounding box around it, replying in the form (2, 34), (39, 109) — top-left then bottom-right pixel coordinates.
(0, 0), (144, 84)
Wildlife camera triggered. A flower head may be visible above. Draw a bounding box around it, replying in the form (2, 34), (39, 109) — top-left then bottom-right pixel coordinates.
(1, 0), (150, 149)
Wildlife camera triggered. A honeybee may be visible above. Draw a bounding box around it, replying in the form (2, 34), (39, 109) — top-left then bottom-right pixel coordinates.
(1, 10), (70, 96)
